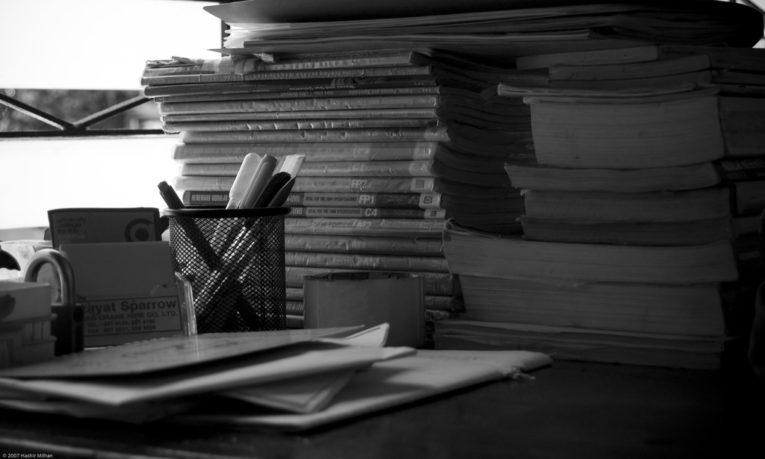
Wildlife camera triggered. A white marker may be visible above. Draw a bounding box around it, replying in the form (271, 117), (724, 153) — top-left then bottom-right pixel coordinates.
(226, 153), (263, 209)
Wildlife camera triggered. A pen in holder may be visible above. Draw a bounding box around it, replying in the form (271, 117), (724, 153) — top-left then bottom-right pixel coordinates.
(163, 207), (288, 333)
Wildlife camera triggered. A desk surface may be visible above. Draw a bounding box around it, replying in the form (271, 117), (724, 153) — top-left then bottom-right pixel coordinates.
(0, 360), (759, 459)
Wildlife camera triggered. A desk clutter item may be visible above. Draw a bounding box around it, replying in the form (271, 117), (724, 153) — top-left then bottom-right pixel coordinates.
(47, 207), (162, 249)
(24, 208), (194, 351)
(22, 249), (82, 357)
(59, 242), (192, 348)
(0, 240), (53, 276)
(0, 281), (55, 368)
(0, 324), (551, 427)
(165, 207), (289, 333)
(303, 271), (425, 347)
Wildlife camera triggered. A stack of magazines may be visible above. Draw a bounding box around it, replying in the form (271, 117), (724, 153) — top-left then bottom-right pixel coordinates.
(142, 0), (763, 334)
(142, 51), (536, 325)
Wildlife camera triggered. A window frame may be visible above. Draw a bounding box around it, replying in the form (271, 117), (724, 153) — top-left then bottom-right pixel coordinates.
(0, 0), (229, 139)
(0, 93), (164, 138)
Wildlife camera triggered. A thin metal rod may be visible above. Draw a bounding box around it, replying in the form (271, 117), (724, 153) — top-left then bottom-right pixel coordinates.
(0, 93), (74, 131)
(0, 129), (165, 138)
(74, 95), (152, 129)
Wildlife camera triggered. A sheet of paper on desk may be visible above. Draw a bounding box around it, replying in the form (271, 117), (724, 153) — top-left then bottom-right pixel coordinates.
(0, 369), (349, 422)
(220, 323), (392, 414)
(0, 341), (413, 406)
(0, 385), (195, 424)
(0, 326), (362, 378)
(0, 395), (196, 424)
(175, 349), (553, 431)
(223, 369), (355, 414)
(0, 324), (394, 420)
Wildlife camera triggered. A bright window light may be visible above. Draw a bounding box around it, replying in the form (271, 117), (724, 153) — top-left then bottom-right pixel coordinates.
(0, 0), (219, 232)
(0, 0), (220, 90)
(0, 137), (180, 229)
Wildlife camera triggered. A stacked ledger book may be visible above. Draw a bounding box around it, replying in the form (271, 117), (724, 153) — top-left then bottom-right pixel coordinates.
(437, 41), (765, 369)
(143, 0), (763, 343)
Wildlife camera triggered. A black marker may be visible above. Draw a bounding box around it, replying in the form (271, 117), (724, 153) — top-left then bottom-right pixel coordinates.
(158, 181), (185, 210)
(254, 171), (292, 208)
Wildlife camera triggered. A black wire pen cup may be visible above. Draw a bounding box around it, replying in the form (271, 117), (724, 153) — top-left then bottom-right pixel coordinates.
(163, 207), (288, 333)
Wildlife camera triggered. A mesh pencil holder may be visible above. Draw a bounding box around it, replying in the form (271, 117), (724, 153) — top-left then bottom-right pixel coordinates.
(164, 207), (289, 333)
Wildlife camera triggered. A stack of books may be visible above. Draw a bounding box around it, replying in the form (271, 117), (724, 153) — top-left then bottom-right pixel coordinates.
(142, 50), (541, 326)
(144, 0), (763, 334)
(439, 222), (739, 369)
(504, 46), (765, 341)
(436, 43), (765, 369)
(0, 281), (55, 368)
(697, 45), (765, 346)
(143, 49), (536, 232)
(207, 0), (761, 61)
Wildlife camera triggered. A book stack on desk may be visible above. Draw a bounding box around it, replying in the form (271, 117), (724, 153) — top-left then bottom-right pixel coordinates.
(206, 0), (760, 61)
(142, 52), (537, 326)
(192, 0), (762, 235)
(143, 1), (762, 332)
(682, 45), (765, 342)
(144, 50), (534, 236)
(511, 44), (765, 349)
(435, 42), (765, 369)
(439, 222), (738, 369)
(150, 7), (526, 326)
